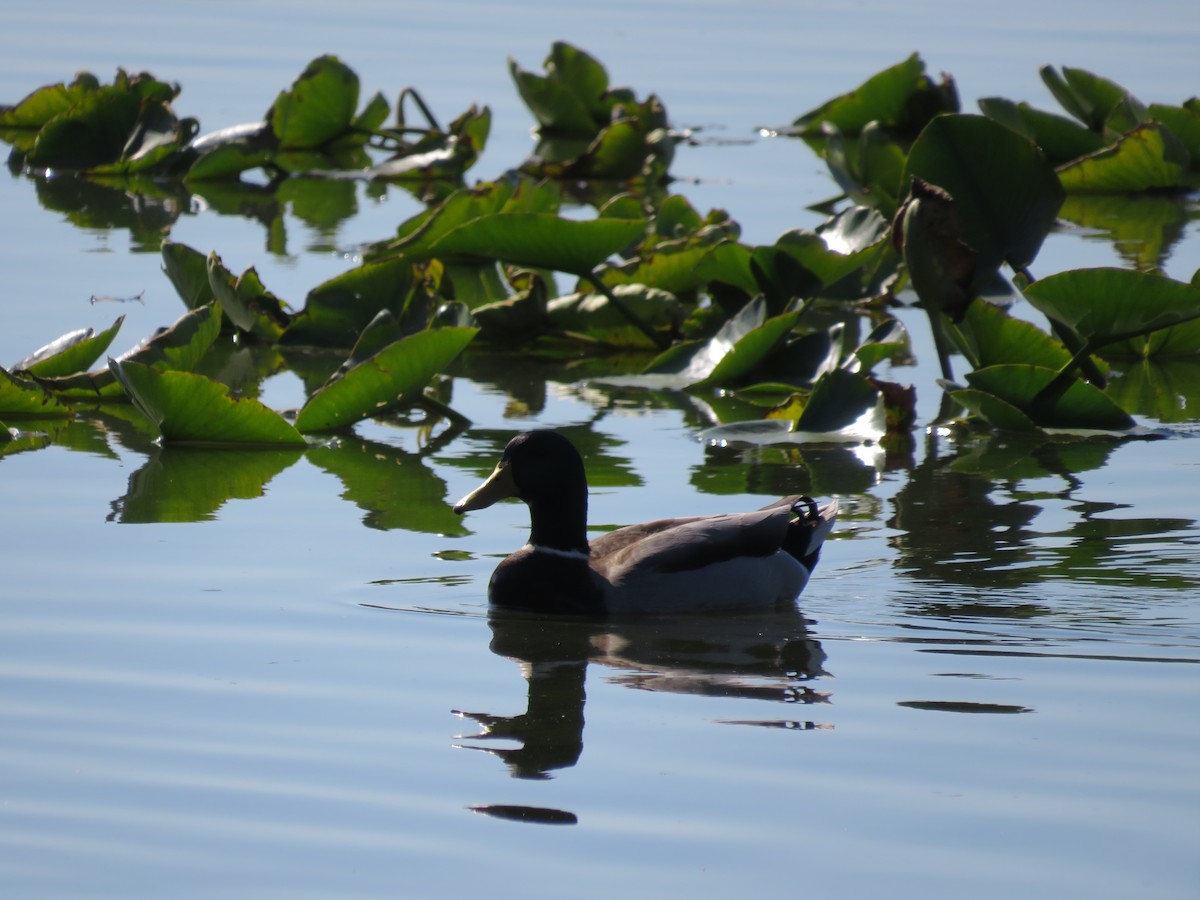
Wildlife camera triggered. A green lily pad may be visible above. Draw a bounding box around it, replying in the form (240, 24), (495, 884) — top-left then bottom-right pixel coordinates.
(1039, 66), (1130, 132)
(35, 303), (222, 399)
(207, 252), (289, 341)
(12, 316), (124, 377)
(1056, 123), (1190, 192)
(788, 53), (956, 137)
(420, 212), (645, 276)
(965, 364), (1134, 431)
(269, 55), (360, 150)
(603, 239), (757, 297)
(509, 42), (612, 138)
(954, 298), (1071, 369)
(686, 298), (804, 388)
(110, 358), (306, 446)
(0, 366), (71, 417)
(977, 97), (1107, 163)
(697, 368), (886, 444)
(0, 72), (100, 128)
(547, 284), (681, 348)
(950, 387), (1043, 433)
(283, 257), (417, 347)
(294, 326), (477, 432)
(773, 206), (890, 289)
(1022, 267), (1200, 352)
(162, 241), (217, 310)
(902, 113), (1064, 284)
(1149, 102), (1200, 164)
(796, 368), (885, 435)
(852, 319), (910, 372)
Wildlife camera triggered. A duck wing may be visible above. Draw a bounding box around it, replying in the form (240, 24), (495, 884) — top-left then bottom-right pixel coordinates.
(591, 504), (794, 580)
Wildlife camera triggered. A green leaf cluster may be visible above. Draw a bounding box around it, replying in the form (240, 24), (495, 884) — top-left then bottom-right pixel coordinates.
(4, 46), (1200, 451)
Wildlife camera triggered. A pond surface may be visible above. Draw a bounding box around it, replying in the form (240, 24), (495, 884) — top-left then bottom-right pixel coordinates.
(2, 2), (1199, 898)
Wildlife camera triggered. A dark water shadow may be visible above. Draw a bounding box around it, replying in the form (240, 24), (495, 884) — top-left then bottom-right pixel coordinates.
(452, 606), (827, 782)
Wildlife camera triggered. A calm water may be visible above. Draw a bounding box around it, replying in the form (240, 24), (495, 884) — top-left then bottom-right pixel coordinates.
(2, 3), (1199, 898)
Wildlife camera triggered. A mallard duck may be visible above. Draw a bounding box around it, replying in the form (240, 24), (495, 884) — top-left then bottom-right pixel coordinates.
(453, 430), (837, 615)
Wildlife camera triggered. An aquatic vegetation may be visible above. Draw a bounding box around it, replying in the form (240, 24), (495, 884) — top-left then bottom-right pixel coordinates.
(2, 45), (1198, 457)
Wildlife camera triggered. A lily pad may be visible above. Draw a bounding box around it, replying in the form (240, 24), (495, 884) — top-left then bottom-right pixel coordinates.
(283, 257), (417, 347)
(294, 326), (477, 432)
(0, 72), (101, 128)
(0, 366), (71, 417)
(1022, 267), (1200, 353)
(954, 298), (1071, 369)
(546, 284), (681, 348)
(35, 303), (222, 399)
(902, 113), (1064, 285)
(269, 55), (361, 150)
(978, 97), (1107, 163)
(965, 364), (1134, 431)
(162, 241), (217, 310)
(207, 252), (289, 341)
(787, 53), (956, 138)
(419, 212), (645, 276)
(1039, 66), (1131, 132)
(1056, 123), (1190, 192)
(110, 358), (306, 446)
(509, 42), (611, 138)
(680, 298), (804, 388)
(12, 316), (124, 377)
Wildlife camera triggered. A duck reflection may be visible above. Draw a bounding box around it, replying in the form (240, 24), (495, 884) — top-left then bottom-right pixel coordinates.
(453, 607), (827, 779)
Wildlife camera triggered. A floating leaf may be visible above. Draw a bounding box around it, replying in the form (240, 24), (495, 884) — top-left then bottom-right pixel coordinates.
(12, 316), (124, 377)
(796, 368), (885, 435)
(162, 240), (216, 310)
(0, 72), (100, 128)
(787, 53), (956, 137)
(1056, 123), (1190, 192)
(954, 298), (1071, 369)
(509, 42), (611, 138)
(1022, 267), (1200, 352)
(603, 240), (757, 297)
(697, 369), (886, 444)
(547, 284), (681, 348)
(294, 326), (477, 432)
(0, 367), (71, 417)
(284, 257), (417, 347)
(421, 213), (644, 275)
(949, 387), (1043, 433)
(36, 303), (222, 398)
(965, 364), (1133, 431)
(110, 358), (306, 446)
(1039, 66), (1130, 132)
(385, 177), (562, 256)
(978, 97), (1107, 163)
(686, 298), (803, 387)
(269, 55), (360, 149)
(207, 252), (289, 341)
(1149, 102), (1200, 164)
(902, 114), (1064, 283)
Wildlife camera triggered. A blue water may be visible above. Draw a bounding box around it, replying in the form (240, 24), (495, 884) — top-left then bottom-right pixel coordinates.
(2, 2), (1199, 898)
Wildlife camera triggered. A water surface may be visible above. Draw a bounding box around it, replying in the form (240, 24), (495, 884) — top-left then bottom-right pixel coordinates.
(2, 3), (1199, 898)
